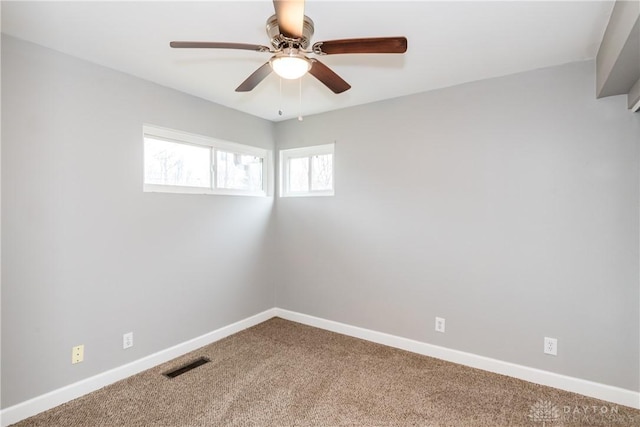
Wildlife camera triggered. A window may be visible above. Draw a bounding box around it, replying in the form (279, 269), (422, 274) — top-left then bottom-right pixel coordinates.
(143, 125), (271, 196)
(280, 143), (334, 197)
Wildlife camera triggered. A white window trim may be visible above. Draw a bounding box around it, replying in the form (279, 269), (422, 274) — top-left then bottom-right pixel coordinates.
(279, 143), (335, 197)
(143, 124), (273, 197)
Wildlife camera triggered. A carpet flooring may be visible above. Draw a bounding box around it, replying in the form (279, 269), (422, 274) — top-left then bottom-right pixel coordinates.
(11, 318), (640, 426)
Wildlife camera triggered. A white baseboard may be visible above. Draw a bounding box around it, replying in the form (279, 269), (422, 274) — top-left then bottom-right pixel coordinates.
(0, 308), (277, 427)
(3, 307), (638, 427)
(275, 308), (640, 410)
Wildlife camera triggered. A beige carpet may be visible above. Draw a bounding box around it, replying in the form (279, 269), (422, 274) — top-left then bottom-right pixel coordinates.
(11, 318), (640, 426)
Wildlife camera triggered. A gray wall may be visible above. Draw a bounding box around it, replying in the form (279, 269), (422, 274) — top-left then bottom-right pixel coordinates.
(1, 36), (276, 408)
(274, 60), (640, 391)
(3, 32), (639, 410)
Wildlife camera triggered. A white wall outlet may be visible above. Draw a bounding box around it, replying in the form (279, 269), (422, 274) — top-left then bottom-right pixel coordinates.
(435, 317), (445, 333)
(123, 332), (133, 349)
(544, 337), (558, 356)
(72, 344), (84, 364)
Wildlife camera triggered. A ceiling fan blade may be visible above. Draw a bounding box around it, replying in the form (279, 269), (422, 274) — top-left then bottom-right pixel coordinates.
(308, 59), (351, 94)
(312, 37), (407, 55)
(236, 62), (273, 92)
(273, 0), (305, 39)
(170, 41), (271, 52)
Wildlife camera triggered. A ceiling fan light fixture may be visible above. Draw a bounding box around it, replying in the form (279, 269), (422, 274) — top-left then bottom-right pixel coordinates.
(270, 53), (311, 80)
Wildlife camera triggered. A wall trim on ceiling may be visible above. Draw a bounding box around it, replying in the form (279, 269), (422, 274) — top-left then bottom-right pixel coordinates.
(1, 307), (637, 426)
(629, 77), (640, 111)
(596, 0), (640, 100)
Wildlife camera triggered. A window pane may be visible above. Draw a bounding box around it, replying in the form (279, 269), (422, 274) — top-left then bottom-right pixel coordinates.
(216, 150), (263, 191)
(311, 154), (333, 191)
(288, 157), (309, 192)
(144, 138), (210, 188)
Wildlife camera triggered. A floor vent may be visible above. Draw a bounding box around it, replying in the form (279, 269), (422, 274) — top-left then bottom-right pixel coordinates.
(163, 357), (210, 378)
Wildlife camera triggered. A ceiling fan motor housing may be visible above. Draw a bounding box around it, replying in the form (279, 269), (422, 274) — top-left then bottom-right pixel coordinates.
(266, 14), (315, 50)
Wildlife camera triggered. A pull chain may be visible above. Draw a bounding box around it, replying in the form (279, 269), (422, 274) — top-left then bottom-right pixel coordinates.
(278, 77), (283, 116)
(298, 78), (303, 121)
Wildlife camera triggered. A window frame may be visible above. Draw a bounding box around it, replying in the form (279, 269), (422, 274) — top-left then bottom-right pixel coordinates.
(279, 143), (335, 197)
(143, 124), (272, 197)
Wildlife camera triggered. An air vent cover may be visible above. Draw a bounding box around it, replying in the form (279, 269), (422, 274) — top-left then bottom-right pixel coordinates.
(163, 357), (210, 378)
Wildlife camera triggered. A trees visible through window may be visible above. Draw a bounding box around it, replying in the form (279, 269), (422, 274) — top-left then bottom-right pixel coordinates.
(216, 150), (263, 192)
(144, 138), (210, 188)
(143, 125), (271, 196)
(280, 144), (334, 197)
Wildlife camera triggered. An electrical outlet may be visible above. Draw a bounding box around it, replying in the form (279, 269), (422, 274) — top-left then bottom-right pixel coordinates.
(544, 337), (558, 356)
(123, 332), (133, 349)
(72, 345), (84, 364)
(435, 317), (445, 333)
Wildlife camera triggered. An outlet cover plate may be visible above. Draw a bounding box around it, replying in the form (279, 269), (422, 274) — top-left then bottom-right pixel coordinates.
(544, 337), (558, 356)
(435, 317), (445, 333)
(72, 345), (84, 364)
(123, 332), (133, 349)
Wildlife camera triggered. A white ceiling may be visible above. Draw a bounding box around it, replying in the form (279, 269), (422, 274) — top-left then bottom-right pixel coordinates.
(1, 1), (614, 122)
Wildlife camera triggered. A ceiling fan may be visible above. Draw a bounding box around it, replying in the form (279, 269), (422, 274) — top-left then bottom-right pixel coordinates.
(170, 0), (407, 94)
